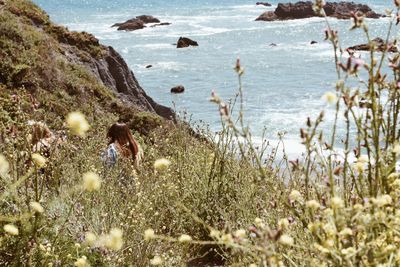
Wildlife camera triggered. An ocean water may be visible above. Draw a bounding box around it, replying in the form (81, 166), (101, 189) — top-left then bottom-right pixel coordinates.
(33, 0), (396, 158)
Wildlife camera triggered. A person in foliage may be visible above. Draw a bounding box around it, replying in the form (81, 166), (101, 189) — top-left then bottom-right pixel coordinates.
(104, 122), (142, 168)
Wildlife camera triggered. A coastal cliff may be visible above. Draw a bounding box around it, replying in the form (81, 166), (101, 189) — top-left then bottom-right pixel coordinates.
(0, 0), (174, 129)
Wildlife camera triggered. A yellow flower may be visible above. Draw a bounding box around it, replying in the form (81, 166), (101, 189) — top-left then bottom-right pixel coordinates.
(306, 200), (320, 210)
(105, 228), (123, 250)
(144, 228), (155, 241)
(74, 256), (89, 267)
(341, 247), (356, 256)
(279, 234), (294, 246)
(353, 162), (365, 173)
(0, 154), (9, 175)
(374, 194), (392, 207)
(150, 255), (163, 266)
(4, 224), (19, 235)
(234, 229), (246, 238)
(178, 234), (192, 243)
(221, 233), (233, 244)
(32, 153), (46, 168)
(278, 218), (289, 229)
(154, 158), (171, 171)
(339, 228), (353, 236)
(66, 112), (90, 137)
(331, 196), (344, 209)
(322, 92), (338, 105)
(393, 143), (400, 154)
(85, 232), (97, 246)
(30, 201), (44, 213)
(289, 190), (302, 202)
(82, 172), (101, 192)
(254, 217), (265, 228)
(210, 229), (221, 239)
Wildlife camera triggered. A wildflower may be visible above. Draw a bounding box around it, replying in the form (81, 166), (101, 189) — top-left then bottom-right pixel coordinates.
(393, 143), (400, 154)
(322, 92), (337, 105)
(150, 256), (163, 266)
(0, 154), (9, 175)
(254, 217), (265, 228)
(154, 158), (171, 171)
(105, 228), (123, 250)
(66, 112), (90, 137)
(279, 234), (294, 246)
(144, 228), (155, 241)
(339, 228), (353, 236)
(358, 155), (369, 163)
(85, 232), (97, 246)
(373, 194), (392, 207)
(82, 172), (101, 192)
(74, 256), (89, 267)
(221, 233), (233, 244)
(178, 234), (192, 243)
(4, 224), (19, 235)
(209, 90), (221, 103)
(289, 190), (302, 202)
(32, 153), (46, 168)
(30, 201), (44, 213)
(74, 243), (81, 249)
(306, 200), (320, 210)
(323, 223), (337, 236)
(278, 218), (289, 229)
(353, 162), (365, 173)
(353, 204), (363, 211)
(210, 229), (221, 239)
(331, 196), (344, 209)
(341, 247), (356, 256)
(234, 229), (246, 238)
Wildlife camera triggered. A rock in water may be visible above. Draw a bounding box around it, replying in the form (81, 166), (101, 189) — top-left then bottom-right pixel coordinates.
(176, 37), (198, 48)
(112, 19), (145, 31)
(112, 15), (167, 31)
(171, 85), (185, 93)
(256, 2), (272, 6)
(310, 40), (318, 44)
(135, 15), (160, 23)
(348, 38), (398, 53)
(255, 1), (382, 21)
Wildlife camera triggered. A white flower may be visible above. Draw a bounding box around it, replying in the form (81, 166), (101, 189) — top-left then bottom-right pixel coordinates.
(4, 224), (19, 235)
(234, 229), (246, 238)
(105, 228), (123, 250)
(66, 112), (90, 137)
(150, 256), (163, 265)
(178, 234), (192, 243)
(85, 232), (97, 246)
(74, 256), (89, 267)
(30, 201), (44, 213)
(331, 196), (344, 209)
(32, 153), (46, 168)
(0, 154), (9, 175)
(278, 218), (289, 229)
(306, 200), (320, 210)
(289, 190), (302, 202)
(82, 172), (101, 192)
(154, 158), (171, 171)
(339, 228), (353, 236)
(279, 234), (294, 246)
(322, 92), (338, 105)
(144, 228), (155, 241)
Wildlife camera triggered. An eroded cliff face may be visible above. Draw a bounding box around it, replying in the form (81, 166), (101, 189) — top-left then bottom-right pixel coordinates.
(0, 0), (174, 121)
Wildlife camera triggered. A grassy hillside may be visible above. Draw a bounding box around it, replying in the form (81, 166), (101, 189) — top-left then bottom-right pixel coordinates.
(0, 0), (283, 266)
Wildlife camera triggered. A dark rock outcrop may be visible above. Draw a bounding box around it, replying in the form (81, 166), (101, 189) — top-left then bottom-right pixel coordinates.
(171, 85), (185, 94)
(256, 2), (272, 6)
(135, 15), (160, 24)
(112, 15), (170, 31)
(256, 1), (382, 21)
(113, 19), (145, 31)
(348, 37), (398, 53)
(150, 22), (172, 28)
(310, 40), (318, 44)
(177, 37), (199, 48)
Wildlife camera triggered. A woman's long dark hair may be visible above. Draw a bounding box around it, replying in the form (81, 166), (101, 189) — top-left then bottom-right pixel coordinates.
(107, 123), (139, 161)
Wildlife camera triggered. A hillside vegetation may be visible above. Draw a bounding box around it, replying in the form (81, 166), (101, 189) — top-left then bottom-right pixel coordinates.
(2, 0), (400, 266)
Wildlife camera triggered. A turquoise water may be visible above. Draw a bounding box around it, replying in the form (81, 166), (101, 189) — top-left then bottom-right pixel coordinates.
(33, 0), (396, 157)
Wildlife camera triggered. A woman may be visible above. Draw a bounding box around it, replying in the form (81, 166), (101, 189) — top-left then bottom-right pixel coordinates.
(104, 123), (142, 168)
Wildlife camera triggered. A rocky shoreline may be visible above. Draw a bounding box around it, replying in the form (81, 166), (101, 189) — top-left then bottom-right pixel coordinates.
(256, 1), (382, 21)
